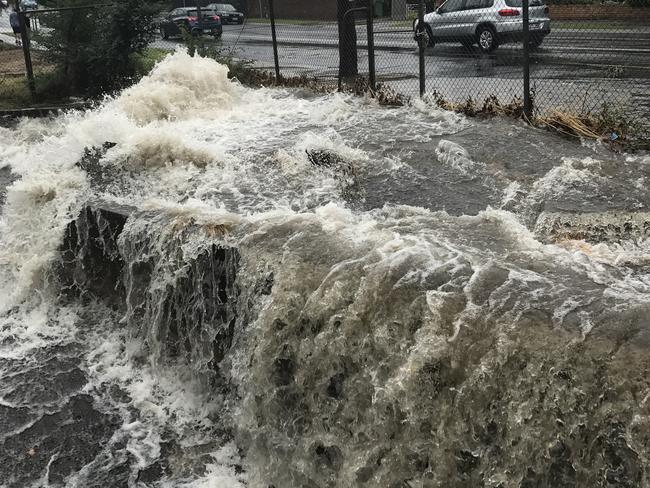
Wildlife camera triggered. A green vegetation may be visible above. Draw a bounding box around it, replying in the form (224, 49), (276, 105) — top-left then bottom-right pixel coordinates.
(0, 78), (33, 110)
(34, 0), (158, 97)
(181, 33), (255, 81)
(0, 46), (168, 110)
(130, 48), (170, 76)
(0, 74), (75, 110)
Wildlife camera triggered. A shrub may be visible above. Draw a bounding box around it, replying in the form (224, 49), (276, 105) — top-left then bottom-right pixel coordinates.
(35, 0), (159, 96)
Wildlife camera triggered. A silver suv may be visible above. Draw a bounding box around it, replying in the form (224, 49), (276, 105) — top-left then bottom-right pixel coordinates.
(414, 0), (551, 53)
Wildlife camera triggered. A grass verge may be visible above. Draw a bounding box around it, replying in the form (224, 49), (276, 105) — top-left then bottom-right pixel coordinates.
(0, 77), (34, 110)
(425, 90), (649, 151)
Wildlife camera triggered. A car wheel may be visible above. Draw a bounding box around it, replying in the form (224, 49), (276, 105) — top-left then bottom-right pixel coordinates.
(160, 26), (169, 40)
(191, 27), (201, 37)
(213, 33), (222, 39)
(477, 25), (497, 53)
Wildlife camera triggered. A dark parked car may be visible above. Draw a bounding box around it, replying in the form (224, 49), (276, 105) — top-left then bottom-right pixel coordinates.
(159, 7), (223, 39)
(19, 0), (37, 9)
(206, 3), (244, 24)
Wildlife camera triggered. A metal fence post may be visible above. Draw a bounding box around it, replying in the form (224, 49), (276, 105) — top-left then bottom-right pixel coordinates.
(269, 0), (281, 80)
(418, 0), (425, 97)
(366, 0), (376, 91)
(522, 0), (532, 118)
(17, 3), (36, 98)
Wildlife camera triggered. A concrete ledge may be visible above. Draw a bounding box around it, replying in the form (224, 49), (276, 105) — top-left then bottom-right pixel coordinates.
(0, 102), (94, 120)
(57, 199), (245, 376)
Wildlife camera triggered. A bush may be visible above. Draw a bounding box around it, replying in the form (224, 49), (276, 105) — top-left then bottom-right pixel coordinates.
(35, 0), (159, 97)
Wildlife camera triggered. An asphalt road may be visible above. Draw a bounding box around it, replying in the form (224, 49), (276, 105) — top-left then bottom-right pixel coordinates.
(150, 22), (650, 115)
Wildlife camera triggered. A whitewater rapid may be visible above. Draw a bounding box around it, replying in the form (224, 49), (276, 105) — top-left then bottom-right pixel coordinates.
(1, 50), (649, 487)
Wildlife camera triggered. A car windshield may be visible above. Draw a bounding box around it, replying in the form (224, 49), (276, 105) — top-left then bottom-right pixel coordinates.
(215, 4), (236, 11)
(505, 0), (545, 6)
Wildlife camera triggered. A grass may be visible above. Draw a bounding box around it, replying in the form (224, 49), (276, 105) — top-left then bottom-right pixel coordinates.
(0, 47), (170, 111)
(0, 77), (34, 110)
(535, 106), (650, 151)
(0, 72), (77, 110)
(131, 48), (170, 76)
(422, 90), (649, 151)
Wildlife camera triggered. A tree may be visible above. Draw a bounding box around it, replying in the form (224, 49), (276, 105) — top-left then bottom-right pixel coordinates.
(37, 0), (158, 96)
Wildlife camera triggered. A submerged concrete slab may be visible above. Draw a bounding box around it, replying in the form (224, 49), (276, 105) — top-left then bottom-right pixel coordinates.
(535, 211), (650, 244)
(59, 202), (133, 307)
(58, 201), (244, 378)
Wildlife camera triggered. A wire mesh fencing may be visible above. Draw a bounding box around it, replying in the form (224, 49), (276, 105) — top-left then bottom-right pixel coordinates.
(3, 0), (648, 121)
(150, 2), (281, 76)
(0, 6), (28, 101)
(530, 3), (650, 118)
(257, 0), (649, 119)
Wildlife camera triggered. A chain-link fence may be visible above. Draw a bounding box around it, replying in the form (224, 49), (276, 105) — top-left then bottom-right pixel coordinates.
(0, 6), (27, 102)
(232, 0), (649, 118)
(1, 3), (62, 106)
(3, 0), (649, 119)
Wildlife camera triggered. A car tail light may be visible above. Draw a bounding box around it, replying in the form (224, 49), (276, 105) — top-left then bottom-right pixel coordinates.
(187, 16), (198, 21)
(498, 8), (520, 16)
(213, 15), (220, 21)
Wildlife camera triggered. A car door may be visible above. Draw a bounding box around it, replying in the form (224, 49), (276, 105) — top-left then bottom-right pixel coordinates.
(164, 9), (178, 36)
(171, 9), (187, 36)
(459, 0), (494, 36)
(432, 0), (467, 41)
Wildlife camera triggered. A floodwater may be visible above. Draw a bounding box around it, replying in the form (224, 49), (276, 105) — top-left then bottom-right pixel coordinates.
(0, 50), (649, 488)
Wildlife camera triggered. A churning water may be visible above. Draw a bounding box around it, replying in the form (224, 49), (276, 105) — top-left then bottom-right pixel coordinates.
(1, 50), (650, 488)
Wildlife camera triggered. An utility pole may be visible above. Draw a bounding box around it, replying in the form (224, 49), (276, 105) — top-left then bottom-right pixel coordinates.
(522, 0), (532, 118)
(269, 0), (280, 79)
(196, 0), (202, 32)
(337, 0), (358, 79)
(16, 0), (35, 97)
(417, 0), (425, 96)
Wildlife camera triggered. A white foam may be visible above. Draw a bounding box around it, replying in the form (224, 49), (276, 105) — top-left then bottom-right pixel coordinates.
(117, 49), (242, 124)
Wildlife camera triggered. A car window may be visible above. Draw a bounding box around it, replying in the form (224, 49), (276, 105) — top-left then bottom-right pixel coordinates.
(505, 0), (545, 6)
(465, 0), (493, 8)
(439, 0), (465, 13)
(217, 4), (236, 11)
